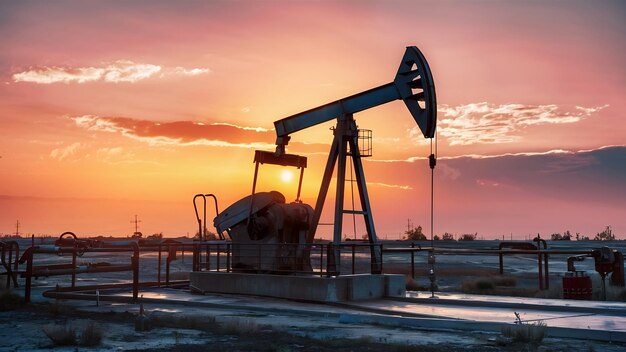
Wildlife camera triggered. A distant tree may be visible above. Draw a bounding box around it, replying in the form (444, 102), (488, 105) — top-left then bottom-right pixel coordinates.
(405, 225), (427, 241)
(433, 234), (440, 241)
(551, 231), (571, 241)
(442, 232), (455, 241)
(194, 230), (218, 240)
(594, 226), (615, 241)
(563, 230), (571, 241)
(575, 232), (580, 241)
(458, 233), (477, 241)
(148, 232), (163, 239)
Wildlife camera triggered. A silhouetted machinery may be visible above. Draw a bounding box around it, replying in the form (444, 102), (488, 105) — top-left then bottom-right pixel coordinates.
(214, 46), (437, 274)
(565, 246), (624, 300)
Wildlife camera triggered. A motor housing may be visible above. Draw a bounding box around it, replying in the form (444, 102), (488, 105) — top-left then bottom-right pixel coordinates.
(215, 191), (314, 273)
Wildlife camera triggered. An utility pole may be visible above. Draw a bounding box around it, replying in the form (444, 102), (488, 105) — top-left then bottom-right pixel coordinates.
(130, 215), (142, 236)
(15, 220), (20, 237)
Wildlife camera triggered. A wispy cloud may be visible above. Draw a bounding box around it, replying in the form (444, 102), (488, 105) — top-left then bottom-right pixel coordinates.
(409, 103), (608, 146)
(476, 179), (501, 187)
(50, 142), (81, 161)
(13, 60), (210, 84)
(366, 182), (413, 190)
(368, 156), (425, 163)
(172, 67), (210, 76)
(71, 115), (275, 149)
(369, 145), (625, 163)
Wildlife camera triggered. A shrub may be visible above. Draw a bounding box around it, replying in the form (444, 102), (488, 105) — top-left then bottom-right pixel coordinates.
(492, 276), (517, 287)
(80, 321), (103, 346)
(405, 226), (426, 241)
(458, 233), (477, 241)
(501, 321), (547, 343)
(476, 280), (495, 291)
(442, 232), (455, 241)
(43, 323), (77, 346)
(43, 321), (104, 347)
(405, 278), (428, 291)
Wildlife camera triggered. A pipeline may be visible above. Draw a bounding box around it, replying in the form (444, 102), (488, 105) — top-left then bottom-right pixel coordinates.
(19, 241), (140, 303)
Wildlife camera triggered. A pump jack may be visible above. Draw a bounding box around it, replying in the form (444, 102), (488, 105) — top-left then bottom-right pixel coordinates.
(215, 46), (437, 274)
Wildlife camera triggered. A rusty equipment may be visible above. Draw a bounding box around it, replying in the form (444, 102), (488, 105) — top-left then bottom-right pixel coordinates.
(54, 231), (100, 257)
(565, 246), (624, 300)
(215, 46), (437, 275)
(215, 191), (314, 273)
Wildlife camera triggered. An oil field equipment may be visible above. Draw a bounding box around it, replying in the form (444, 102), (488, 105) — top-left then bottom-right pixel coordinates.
(213, 46), (437, 274)
(564, 246), (624, 300)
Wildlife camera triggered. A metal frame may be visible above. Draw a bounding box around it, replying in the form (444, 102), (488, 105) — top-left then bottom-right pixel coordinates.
(306, 114), (381, 274)
(269, 46), (437, 274)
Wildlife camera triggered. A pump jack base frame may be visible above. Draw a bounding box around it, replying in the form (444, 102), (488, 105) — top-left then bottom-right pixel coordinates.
(190, 271), (405, 302)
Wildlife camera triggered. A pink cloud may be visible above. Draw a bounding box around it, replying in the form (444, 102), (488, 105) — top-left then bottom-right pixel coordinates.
(70, 115), (330, 153)
(72, 115), (273, 148)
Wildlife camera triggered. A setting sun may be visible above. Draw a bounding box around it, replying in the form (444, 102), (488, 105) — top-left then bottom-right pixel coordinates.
(280, 170), (294, 183)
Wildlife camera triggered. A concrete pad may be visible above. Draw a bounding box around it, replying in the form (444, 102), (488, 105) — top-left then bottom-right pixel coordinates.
(189, 272), (405, 302)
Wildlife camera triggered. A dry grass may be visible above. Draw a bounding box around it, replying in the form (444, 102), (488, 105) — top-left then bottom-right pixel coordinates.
(220, 317), (259, 335)
(534, 283), (563, 299)
(0, 289), (23, 311)
(458, 275), (520, 295)
(80, 321), (103, 346)
(42, 321), (104, 347)
(501, 321), (547, 344)
(491, 276), (517, 287)
(43, 323), (77, 346)
(151, 314), (216, 331)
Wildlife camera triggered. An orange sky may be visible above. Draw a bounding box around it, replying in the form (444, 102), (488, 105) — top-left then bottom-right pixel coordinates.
(1, 1), (625, 239)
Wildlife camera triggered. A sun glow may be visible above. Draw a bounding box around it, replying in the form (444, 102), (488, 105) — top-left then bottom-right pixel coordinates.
(280, 170), (294, 183)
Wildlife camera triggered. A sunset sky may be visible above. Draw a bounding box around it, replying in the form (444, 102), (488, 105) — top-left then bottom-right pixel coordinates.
(1, 1), (625, 239)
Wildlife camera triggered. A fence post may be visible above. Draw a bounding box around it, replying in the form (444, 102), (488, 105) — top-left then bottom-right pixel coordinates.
(411, 242), (415, 279)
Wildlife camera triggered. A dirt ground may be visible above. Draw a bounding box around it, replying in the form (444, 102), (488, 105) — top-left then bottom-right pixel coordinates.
(2, 238), (625, 350)
(2, 298), (620, 352)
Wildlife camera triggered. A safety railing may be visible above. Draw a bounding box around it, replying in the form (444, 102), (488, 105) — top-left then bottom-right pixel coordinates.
(18, 241), (140, 303)
(383, 243), (599, 291)
(1, 240), (20, 288)
(192, 241), (384, 277)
